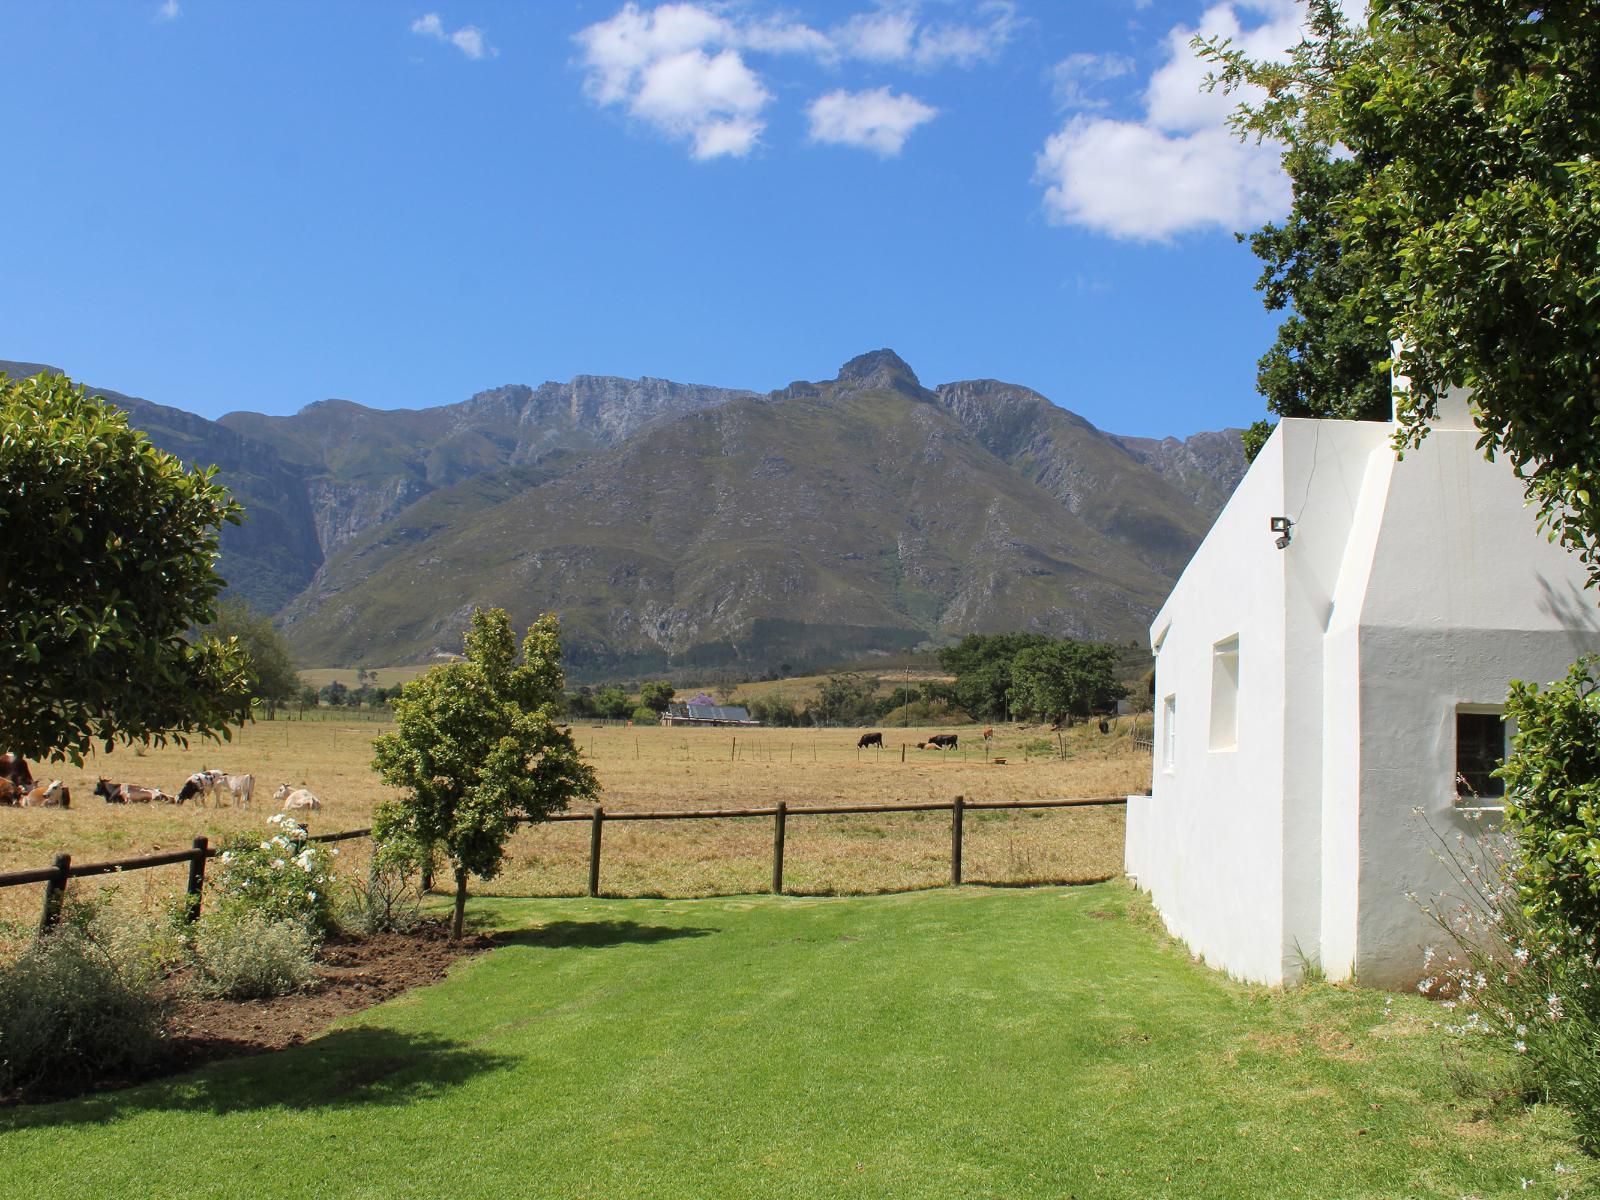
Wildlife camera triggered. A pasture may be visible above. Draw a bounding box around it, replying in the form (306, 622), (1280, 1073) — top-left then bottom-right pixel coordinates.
(2, 885), (1590, 1199)
(0, 719), (1147, 934)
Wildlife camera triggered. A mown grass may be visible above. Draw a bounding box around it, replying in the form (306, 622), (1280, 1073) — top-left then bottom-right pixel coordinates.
(1, 885), (1591, 1199)
(0, 719), (1147, 934)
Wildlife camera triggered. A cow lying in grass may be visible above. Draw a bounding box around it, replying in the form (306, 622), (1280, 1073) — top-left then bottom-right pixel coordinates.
(915, 734), (958, 750)
(274, 784), (322, 812)
(20, 780), (67, 807)
(95, 778), (173, 804)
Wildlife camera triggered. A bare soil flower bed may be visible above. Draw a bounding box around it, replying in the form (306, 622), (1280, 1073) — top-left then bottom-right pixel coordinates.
(5, 919), (493, 1106)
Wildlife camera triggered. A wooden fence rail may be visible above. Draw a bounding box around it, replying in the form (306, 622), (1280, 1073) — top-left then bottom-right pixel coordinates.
(0, 794), (1128, 928)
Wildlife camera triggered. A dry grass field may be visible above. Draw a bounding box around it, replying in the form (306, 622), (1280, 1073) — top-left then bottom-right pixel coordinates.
(0, 716), (1151, 931)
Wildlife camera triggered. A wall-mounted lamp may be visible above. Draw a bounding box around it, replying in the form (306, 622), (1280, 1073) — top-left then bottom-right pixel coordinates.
(1270, 516), (1293, 550)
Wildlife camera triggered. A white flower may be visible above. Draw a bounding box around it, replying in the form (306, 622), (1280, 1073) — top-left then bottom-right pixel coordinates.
(1514, 1040), (1527, 1053)
(307, 890), (317, 901)
(271, 858), (286, 870)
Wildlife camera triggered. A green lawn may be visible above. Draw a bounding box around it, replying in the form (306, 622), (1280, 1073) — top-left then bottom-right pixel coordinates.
(1, 885), (1592, 1200)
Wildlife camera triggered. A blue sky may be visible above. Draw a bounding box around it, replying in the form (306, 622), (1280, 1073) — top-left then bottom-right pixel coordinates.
(0, 1), (1310, 439)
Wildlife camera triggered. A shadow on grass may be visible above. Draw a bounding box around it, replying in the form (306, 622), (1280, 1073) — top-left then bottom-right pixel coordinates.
(0, 1028), (516, 1131)
(494, 920), (718, 950)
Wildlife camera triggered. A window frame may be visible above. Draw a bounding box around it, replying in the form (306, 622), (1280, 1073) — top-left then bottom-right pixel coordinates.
(1208, 636), (1240, 753)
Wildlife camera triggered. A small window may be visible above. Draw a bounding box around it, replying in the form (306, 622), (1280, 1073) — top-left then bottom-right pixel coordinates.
(1455, 710), (1507, 800)
(1209, 636), (1239, 752)
(1161, 694), (1177, 772)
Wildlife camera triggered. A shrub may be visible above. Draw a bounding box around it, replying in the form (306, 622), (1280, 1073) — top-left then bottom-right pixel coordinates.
(631, 705), (659, 725)
(0, 926), (165, 1097)
(189, 911), (319, 1000)
(1421, 828), (1600, 1151)
(213, 813), (337, 933)
(341, 853), (423, 935)
(1500, 657), (1600, 949)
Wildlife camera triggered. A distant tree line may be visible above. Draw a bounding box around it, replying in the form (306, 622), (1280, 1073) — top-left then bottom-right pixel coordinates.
(937, 634), (1125, 726)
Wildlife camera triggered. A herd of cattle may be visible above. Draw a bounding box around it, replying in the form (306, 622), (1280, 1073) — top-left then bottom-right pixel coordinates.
(0, 755), (322, 812)
(856, 732), (960, 750)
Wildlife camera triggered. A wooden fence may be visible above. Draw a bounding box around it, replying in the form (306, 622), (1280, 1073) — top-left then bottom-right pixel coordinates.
(0, 795), (1126, 934)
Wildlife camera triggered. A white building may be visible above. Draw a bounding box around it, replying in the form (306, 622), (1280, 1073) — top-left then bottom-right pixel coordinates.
(1124, 391), (1600, 988)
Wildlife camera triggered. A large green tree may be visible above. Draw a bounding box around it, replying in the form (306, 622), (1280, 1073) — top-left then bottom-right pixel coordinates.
(0, 372), (254, 762)
(1010, 641), (1126, 727)
(937, 633), (1051, 721)
(1203, 0), (1600, 570)
(372, 609), (598, 939)
(204, 598), (299, 719)
(1237, 147), (1394, 459)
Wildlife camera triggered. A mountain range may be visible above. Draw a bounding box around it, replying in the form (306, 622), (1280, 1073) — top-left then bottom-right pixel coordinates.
(1, 352), (1246, 679)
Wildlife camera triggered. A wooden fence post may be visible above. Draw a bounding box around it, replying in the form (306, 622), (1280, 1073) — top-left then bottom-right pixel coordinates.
(185, 837), (208, 922)
(950, 795), (965, 886)
(588, 805), (605, 897)
(38, 853), (71, 935)
(772, 801), (787, 895)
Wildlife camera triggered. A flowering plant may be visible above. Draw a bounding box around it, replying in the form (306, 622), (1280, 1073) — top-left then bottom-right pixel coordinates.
(212, 813), (337, 934)
(1417, 826), (1600, 1151)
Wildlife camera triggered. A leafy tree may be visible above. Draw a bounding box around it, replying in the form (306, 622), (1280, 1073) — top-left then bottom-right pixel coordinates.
(0, 371), (254, 763)
(321, 680), (349, 707)
(372, 610), (598, 940)
(1236, 148), (1394, 460)
(565, 688), (598, 720)
(631, 705), (659, 725)
(639, 679), (675, 714)
(1501, 659), (1600, 951)
(298, 684), (320, 712)
(594, 686), (632, 721)
(204, 598), (299, 719)
(1202, 0), (1600, 573)
(814, 673), (878, 725)
(938, 633), (1051, 721)
(1010, 641), (1126, 726)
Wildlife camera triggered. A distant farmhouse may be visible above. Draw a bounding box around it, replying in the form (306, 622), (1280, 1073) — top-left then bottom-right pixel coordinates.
(1126, 384), (1600, 989)
(661, 694), (761, 728)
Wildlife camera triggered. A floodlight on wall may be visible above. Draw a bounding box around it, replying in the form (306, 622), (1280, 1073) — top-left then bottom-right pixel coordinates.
(1270, 515), (1293, 550)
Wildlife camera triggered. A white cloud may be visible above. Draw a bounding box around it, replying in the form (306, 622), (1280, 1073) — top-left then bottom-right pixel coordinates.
(155, 0), (180, 21)
(1034, 0), (1302, 241)
(576, 4), (774, 160)
(1051, 52), (1134, 110)
(808, 87), (938, 156)
(574, 2), (1014, 161)
(411, 12), (497, 61)
(834, 2), (1018, 70)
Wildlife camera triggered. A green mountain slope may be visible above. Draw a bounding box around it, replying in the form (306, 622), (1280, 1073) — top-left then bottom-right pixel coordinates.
(278, 352), (1199, 674)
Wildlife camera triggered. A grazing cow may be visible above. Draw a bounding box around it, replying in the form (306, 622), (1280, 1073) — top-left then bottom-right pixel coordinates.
(982, 727), (994, 742)
(19, 780), (64, 807)
(927, 733), (959, 750)
(274, 784), (322, 813)
(94, 778), (167, 804)
(857, 732), (884, 749)
(177, 772), (215, 806)
(0, 754), (33, 788)
(224, 773), (255, 810)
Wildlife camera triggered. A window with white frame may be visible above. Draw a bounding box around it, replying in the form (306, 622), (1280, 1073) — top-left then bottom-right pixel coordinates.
(1209, 636), (1240, 751)
(1161, 694), (1177, 771)
(1455, 707), (1509, 801)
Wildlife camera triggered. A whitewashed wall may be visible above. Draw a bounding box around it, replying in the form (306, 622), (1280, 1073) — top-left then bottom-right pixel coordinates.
(1129, 406), (1600, 990)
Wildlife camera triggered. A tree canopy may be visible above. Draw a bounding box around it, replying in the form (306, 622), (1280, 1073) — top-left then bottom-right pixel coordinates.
(0, 372), (254, 762)
(1203, 0), (1600, 571)
(372, 609), (598, 939)
(1236, 147), (1394, 459)
(1010, 641), (1126, 727)
(204, 598), (299, 719)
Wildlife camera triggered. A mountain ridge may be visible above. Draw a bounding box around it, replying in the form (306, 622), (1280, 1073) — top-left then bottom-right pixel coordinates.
(1, 353), (1246, 677)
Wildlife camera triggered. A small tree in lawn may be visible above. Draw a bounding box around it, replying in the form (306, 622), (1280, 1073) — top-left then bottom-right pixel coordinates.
(372, 609), (598, 940)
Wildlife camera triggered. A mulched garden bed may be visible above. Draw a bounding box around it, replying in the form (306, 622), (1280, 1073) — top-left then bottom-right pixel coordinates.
(6, 919), (495, 1106)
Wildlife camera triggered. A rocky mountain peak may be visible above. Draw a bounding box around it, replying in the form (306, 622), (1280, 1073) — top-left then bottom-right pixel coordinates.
(834, 349), (923, 398)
